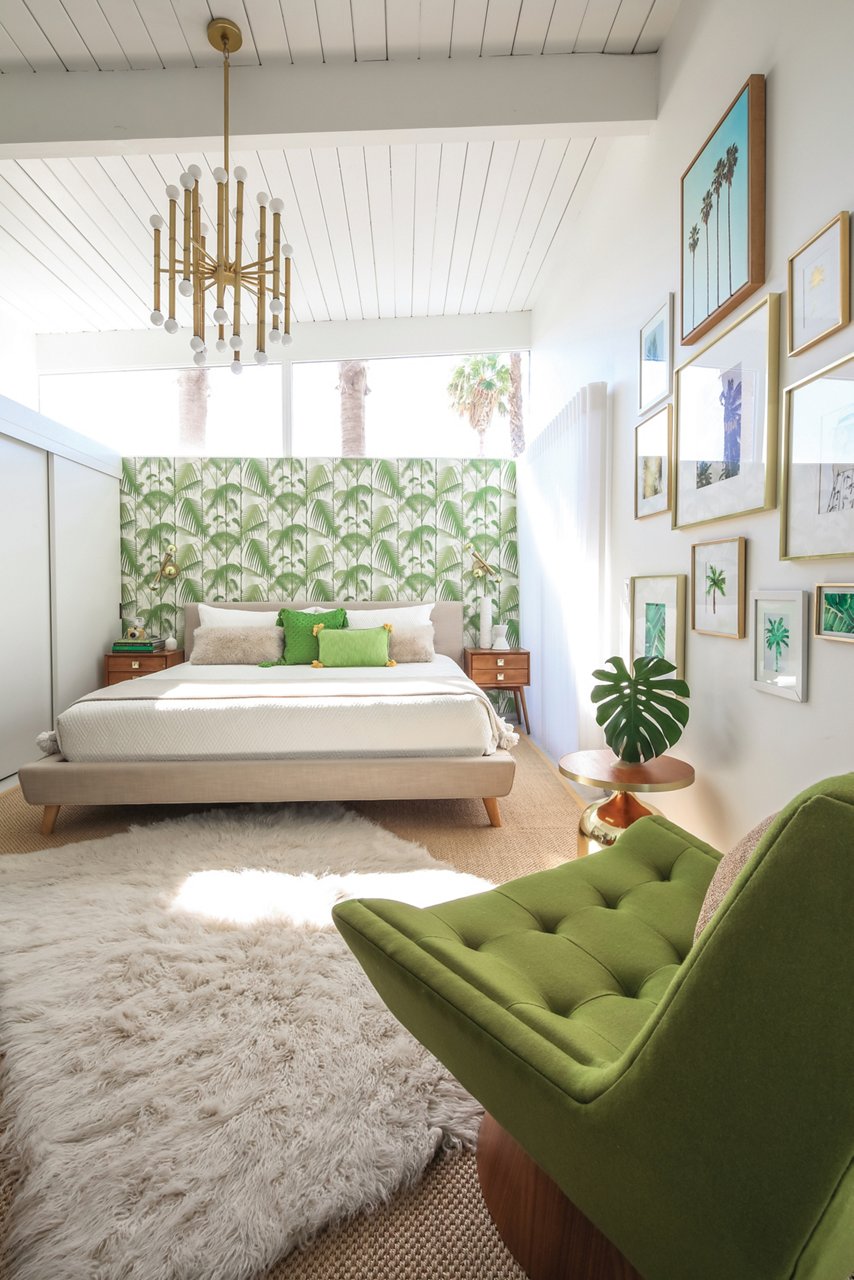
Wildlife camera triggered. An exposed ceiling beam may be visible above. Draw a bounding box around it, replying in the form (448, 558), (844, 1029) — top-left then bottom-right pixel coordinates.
(0, 55), (657, 158)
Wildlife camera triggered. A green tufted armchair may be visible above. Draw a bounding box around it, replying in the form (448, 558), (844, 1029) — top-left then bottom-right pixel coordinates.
(333, 774), (854, 1280)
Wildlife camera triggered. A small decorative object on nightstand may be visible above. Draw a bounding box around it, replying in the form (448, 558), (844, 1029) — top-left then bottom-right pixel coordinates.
(104, 648), (185, 686)
(464, 647), (530, 735)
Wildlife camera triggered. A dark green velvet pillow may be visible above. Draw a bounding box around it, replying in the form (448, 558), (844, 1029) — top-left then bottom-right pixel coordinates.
(315, 626), (394, 668)
(277, 608), (347, 665)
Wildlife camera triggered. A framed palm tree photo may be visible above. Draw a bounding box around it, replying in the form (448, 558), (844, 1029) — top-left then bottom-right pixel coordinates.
(691, 536), (746, 638)
(814, 584), (854, 643)
(634, 405), (671, 519)
(673, 294), (779, 529)
(751, 589), (807, 701)
(639, 297), (673, 413)
(681, 74), (765, 345)
(629, 574), (686, 679)
(787, 213), (850, 357)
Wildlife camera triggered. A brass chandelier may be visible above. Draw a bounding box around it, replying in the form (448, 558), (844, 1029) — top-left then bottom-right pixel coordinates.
(149, 18), (292, 373)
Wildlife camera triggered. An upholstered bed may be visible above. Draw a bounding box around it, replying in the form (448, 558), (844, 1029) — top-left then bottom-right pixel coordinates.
(19, 601), (517, 834)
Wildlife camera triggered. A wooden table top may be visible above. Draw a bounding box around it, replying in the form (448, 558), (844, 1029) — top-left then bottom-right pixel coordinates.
(558, 748), (695, 794)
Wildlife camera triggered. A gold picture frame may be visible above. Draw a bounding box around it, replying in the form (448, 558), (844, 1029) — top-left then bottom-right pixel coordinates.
(680, 74), (766, 346)
(781, 351), (854, 560)
(787, 212), (850, 357)
(634, 405), (672, 520)
(814, 583), (854, 643)
(691, 536), (746, 638)
(629, 574), (687, 679)
(639, 296), (674, 413)
(673, 293), (779, 530)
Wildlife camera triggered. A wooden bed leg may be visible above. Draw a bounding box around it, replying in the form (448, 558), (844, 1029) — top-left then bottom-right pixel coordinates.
(41, 805), (61, 836)
(483, 797), (502, 828)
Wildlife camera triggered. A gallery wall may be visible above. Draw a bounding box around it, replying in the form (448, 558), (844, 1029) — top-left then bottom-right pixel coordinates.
(120, 453), (518, 655)
(530, 0), (854, 847)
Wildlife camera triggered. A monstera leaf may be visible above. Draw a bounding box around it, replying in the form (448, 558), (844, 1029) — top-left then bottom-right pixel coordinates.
(591, 656), (690, 764)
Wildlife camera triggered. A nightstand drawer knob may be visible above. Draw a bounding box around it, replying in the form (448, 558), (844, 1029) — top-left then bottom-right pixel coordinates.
(497, 673), (504, 681)
(497, 658), (505, 666)
(131, 660), (140, 670)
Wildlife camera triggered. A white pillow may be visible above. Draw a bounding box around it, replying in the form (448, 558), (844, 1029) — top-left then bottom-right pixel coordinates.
(347, 603), (435, 630)
(198, 603), (279, 629)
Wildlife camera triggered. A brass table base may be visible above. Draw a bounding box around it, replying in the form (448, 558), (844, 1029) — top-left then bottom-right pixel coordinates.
(579, 791), (662, 855)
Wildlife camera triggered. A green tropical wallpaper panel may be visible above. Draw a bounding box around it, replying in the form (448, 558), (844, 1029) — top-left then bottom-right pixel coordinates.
(121, 457), (518, 657)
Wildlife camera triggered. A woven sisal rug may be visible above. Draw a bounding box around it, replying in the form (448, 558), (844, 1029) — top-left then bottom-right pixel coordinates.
(0, 804), (491, 1280)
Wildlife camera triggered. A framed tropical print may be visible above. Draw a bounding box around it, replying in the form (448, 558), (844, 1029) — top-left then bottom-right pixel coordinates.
(630, 574), (686, 678)
(787, 212), (850, 357)
(635, 405), (671, 519)
(781, 352), (854, 559)
(639, 297), (673, 413)
(674, 294), (779, 529)
(751, 589), (807, 701)
(814, 584), (854, 642)
(691, 536), (746, 638)
(680, 74), (765, 345)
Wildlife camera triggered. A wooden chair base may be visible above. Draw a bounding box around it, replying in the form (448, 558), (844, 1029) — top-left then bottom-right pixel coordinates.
(476, 1113), (643, 1280)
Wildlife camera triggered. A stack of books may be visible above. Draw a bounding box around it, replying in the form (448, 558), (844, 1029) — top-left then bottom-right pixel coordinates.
(112, 637), (165, 654)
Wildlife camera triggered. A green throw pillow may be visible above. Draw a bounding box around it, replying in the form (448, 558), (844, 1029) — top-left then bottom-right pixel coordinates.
(314, 626), (394, 668)
(274, 608), (348, 666)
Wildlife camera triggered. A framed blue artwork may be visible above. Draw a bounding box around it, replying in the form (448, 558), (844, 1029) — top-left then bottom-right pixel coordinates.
(680, 74), (765, 345)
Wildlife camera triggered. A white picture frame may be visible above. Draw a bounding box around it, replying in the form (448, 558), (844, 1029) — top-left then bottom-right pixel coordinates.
(750, 589), (808, 701)
(639, 296), (674, 414)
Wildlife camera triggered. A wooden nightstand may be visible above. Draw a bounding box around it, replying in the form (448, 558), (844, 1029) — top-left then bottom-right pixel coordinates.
(464, 647), (531, 734)
(104, 650), (185, 686)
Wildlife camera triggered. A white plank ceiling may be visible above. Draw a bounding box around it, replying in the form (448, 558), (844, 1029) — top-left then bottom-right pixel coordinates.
(0, 1), (681, 333)
(0, 0), (679, 70)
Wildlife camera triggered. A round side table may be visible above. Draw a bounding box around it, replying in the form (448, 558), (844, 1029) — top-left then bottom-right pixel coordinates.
(558, 748), (695, 856)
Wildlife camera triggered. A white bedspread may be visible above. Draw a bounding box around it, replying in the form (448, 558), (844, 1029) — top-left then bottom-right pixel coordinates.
(56, 656), (518, 762)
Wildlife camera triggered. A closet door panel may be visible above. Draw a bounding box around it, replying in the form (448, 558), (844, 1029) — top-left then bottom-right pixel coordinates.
(51, 456), (120, 714)
(0, 436), (52, 778)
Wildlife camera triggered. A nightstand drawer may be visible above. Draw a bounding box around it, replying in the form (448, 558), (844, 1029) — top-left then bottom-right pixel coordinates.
(470, 654), (529, 678)
(108, 655), (169, 674)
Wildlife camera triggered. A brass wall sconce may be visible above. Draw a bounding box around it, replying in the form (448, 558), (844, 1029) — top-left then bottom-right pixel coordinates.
(154, 544), (180, 585)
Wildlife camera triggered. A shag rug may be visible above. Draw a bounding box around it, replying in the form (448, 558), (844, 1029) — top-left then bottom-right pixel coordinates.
(0, 804), (491, 1280)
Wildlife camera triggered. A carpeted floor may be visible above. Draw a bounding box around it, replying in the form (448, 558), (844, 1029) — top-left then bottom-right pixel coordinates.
(0, 737), (581, 1280)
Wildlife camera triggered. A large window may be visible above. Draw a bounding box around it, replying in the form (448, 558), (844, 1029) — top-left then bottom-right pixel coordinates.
(291, 352), (527, 458)
(39, 366), (284, 457)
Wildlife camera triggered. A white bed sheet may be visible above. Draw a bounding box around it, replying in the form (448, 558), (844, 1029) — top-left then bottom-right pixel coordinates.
(56, 656), (505, 762)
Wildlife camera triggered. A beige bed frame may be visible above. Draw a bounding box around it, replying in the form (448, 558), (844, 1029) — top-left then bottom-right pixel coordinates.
(19, 601), (516, 835)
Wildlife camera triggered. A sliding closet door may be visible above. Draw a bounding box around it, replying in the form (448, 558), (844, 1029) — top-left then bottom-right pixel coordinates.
(0, 435), (52, 778)
(51, 455), (121, 714)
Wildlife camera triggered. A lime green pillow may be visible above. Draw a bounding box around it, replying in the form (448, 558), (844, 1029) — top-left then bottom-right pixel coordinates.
(277, 608), (347, 665)
(314, 626), (395, 668)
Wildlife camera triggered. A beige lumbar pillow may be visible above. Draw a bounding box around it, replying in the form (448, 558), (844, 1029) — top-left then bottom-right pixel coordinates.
(388, 624), (435, 664)
(190, 625), (284, 665)
(693, 812), (778, 940)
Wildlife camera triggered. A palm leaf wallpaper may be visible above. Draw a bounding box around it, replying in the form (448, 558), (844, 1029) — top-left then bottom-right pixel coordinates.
(122, 456), (518, 660)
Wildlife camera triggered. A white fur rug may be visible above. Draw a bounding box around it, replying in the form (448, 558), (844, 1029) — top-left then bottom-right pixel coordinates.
(0, 805), (491, 1280)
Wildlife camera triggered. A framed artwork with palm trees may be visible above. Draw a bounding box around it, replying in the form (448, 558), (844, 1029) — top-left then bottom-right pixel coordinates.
(673, 294), (779, 529)
(639, 297), (673, 413)
(751, 589), (808, 701)
(691, 536), (746, 638)
(814, 584), (854, 642)
(629, 574), (686, 679)
(634, 405), (671, 519)
(681, 74), (766, 345)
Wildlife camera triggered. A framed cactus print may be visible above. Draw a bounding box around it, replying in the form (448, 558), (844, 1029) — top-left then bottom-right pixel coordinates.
(673, 294), (779, 529)
(751, 589), (807, 701)
(629, 574), (686, 679)
(691, 536), (746, 638)
(681, 74), (765, 345)
(814, 584), (854, 642)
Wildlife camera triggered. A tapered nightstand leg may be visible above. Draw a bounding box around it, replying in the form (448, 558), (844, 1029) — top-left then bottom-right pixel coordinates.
(41, 805), (60, 836)
(483, 797), (502, 827)
(517, 686), (531, 735)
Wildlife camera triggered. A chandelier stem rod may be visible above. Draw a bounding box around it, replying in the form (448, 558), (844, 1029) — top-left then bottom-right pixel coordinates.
(223, 39), (230, 267)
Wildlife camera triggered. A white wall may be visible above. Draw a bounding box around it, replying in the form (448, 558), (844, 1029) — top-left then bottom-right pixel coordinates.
(530, 0), (854, 848)
(0, 310), (38, 409)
